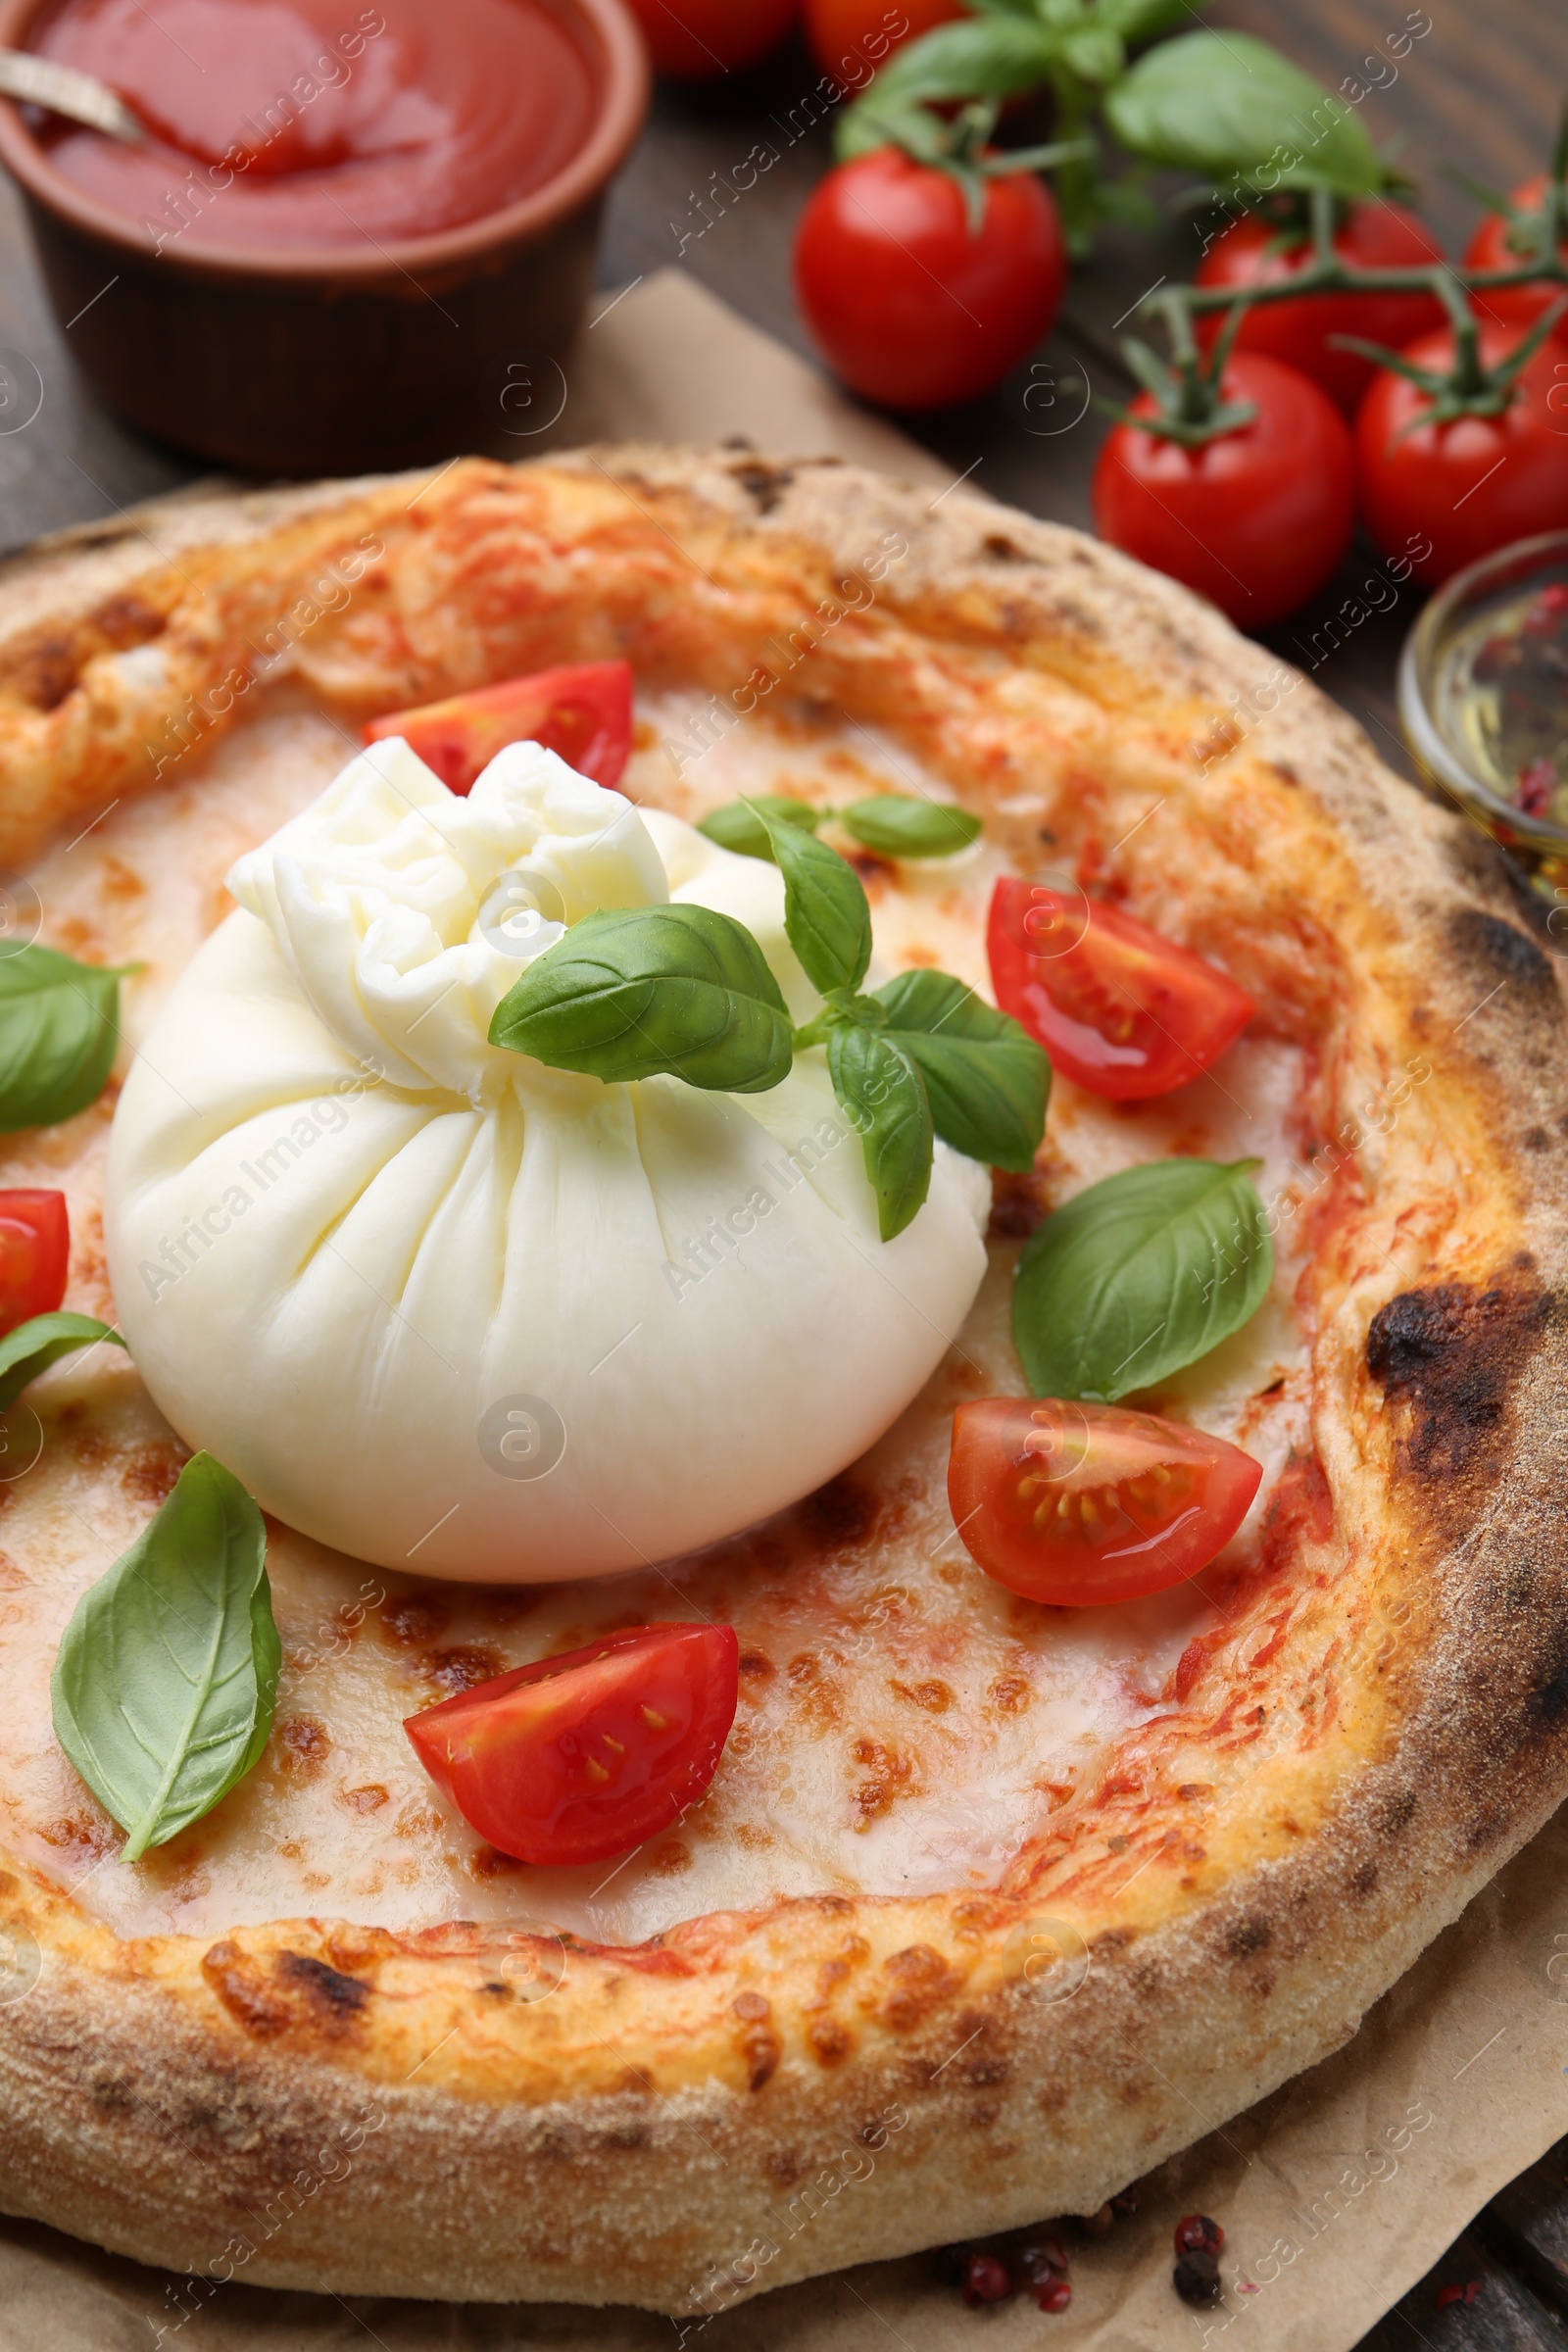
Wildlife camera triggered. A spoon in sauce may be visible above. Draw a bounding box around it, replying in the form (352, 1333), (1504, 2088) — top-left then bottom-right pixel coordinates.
(0, 47), (144, 141)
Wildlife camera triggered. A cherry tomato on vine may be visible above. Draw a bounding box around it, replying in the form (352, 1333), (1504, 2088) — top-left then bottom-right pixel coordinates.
(0, 1191), (68, 1336)
(1464, 175), (1568, 336)
(793, 148), (1066, 410)
(1195, 201), (1445, 413)
(621, 0), (796, 78)
(1092, 351), (1354, 628)
(987, 879), (1253, 1102)
(805, 0), (960, 84)
(949, 1397), (1262, 1606)
(1354, 325), (1568, 588)
(365, 660), (634, 796)
(405, 1623), (740, 1867)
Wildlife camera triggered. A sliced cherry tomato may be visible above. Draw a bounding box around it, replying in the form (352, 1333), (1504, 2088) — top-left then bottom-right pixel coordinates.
(1463, 175), (1568, 336)
(0, 1191), (68, 1337)
(404, 1622), (739, 1868)
(1354, 325), (1568, 589)
(987, 878), (1253, 1102)
(622, 0), (796, 77)
(364, 659), (634, 798)
(793, 148), (1066, 411)
(1091, 351), (1355, 628)
(949, 1397), (1261, 1606)
(1195, 200), (1445, 413)
(806, 0), (961, 84)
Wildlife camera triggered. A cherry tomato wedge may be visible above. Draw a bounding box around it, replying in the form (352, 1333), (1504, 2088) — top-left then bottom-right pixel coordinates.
(364, 659), (634, 798)
(987, 879), (1254, 1101)
(0, 1191), (68, 1336)
(404, 1622), (739, 1868)
(949, 1397), (1261, 1606)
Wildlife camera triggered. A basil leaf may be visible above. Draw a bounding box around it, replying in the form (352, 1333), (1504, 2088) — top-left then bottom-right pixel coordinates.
(0, 945), (123, 1134)
(51, 1452), (279, 1863)
(875, 971), (1049, 1174)
(746, 800), (871, 999)
(1105, 32), (1382, 196)
(1013, 1156), (1272, 1401)
(827, 1025), (934, 1243)
(489, 905), (793, 1094)
(840, 799), (982, 860)
(0, 1311), (124, 1411)
(698, 797), (822, 862)
(1101, 0), (1197, 39)
(836, 16), (1054, 159)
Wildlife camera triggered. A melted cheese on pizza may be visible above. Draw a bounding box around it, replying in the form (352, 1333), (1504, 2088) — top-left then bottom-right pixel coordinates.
(0, 684), (1313, 1946)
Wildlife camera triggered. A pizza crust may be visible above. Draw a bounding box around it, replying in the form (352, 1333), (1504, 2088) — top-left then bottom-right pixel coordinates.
(0, 451), (1564, 2309)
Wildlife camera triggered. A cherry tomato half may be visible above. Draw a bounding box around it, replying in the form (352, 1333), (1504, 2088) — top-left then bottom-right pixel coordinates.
(0, 1191), (68, 1337)
(622, 0), (797, 77)
(1354, 324), (1568, 589)
(1464, 175), (1568, 336)
(805, 0), (961, 85)
(404, 1623), (739, 1868)
(364, 660), (634, 798)
(793, 147), (1066, 411)
(949, 1397), (1261, 1606)
(987, 879), (1254, 1102)
(1092, 351), (1355, 629)
(1195, 200), (1445, 413)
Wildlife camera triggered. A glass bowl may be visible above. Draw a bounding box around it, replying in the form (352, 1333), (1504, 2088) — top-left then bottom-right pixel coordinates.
(1398, 528), (1568, 863)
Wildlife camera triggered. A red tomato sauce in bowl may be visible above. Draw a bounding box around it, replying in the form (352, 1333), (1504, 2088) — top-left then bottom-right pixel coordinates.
(26, 0), (597, 248)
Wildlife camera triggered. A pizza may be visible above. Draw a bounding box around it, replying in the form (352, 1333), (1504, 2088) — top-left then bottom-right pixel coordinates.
(0, 448), (1562, 2317)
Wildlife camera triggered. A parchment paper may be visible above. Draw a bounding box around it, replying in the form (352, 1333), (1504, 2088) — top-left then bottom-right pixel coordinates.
(3, 269), (1565, 2352)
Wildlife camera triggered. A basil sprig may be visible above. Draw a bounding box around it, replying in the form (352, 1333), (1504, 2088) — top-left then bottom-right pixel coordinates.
(489, 904), (794, 1093)
(1104, 31), (1383, 197)
(0, 1311), (124, 1410)
(0, 945), (127, 1133)
(51, 1452), (279, 1863)
(489, 812), (1049, 1243)
(1013, 1157), (1271, 1401)
(699, 793), (980, 864)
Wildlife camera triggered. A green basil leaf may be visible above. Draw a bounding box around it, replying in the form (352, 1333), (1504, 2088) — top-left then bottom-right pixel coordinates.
(839, 799), (982, 860)
(874, 970), (1049, 1174)
(827, 1025), (934, 1243)
(862, 16), (1056, 103)
(1101, 0), (1196, 39)
(1061, 23), (1124, 82)
(489, 905), (793, 1094)
(1013, 1156), (1272, 1401)
(1105, 31), (1382, 196)
(51, 1451), (279, 1863)
(747, 800), (871, 999)
(0, 1311), (125, 1411)
(0, 945), (124, 1134)
(698, 797), (822, 862)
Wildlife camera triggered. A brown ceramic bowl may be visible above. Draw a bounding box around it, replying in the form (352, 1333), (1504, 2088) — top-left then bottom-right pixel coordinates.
(0, 0), (648, 473)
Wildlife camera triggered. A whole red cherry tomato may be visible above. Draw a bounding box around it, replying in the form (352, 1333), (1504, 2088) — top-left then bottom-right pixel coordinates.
(405, 1623), (739, 1867)
(794, 148), (1066, 410)
(1092, 351), (1354, 628)
(1464, 175), (1568, 336)
(621, 0), (796, 77)
(805, 0), (960, 84)
(365, 661), (634, 797)
(1354, 325), (1568, 588)
(987, 880), (1253, 1101)
(0, 1191), (68, 1336)
(1196, 201), (1445, 413)
(949, 1397), (1261, 1605)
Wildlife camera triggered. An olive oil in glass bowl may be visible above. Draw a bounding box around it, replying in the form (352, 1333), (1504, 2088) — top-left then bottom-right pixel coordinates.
(1399, 530), (1568, 862)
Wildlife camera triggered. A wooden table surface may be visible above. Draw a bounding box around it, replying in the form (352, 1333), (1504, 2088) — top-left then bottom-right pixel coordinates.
(1, 3), (1566, 2343)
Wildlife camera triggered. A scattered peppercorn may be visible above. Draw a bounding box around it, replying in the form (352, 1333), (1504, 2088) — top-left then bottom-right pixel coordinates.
(1174, 2251), (1223, 2308)
(961, 2252), (1013, 2306)
(1078, 2203), (1115, 2236)
(1019, 2237), (1070, 2282)
(1435, 2280), (1482, 2311)
(1037, 2276), (1072, 2314)
(1174, 2213), (1225, 2258)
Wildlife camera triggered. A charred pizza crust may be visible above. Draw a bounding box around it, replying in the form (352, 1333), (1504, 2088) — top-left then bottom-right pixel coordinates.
(0, 450), (1564, 2310)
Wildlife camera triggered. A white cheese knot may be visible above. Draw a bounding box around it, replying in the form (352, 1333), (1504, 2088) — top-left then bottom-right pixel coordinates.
(105, 738), (989, 1581)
